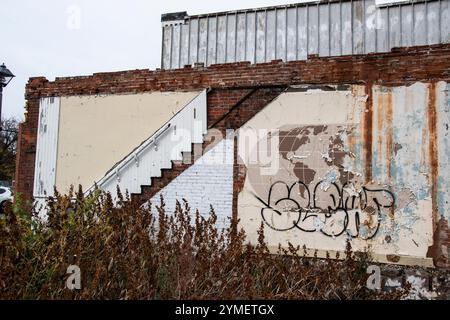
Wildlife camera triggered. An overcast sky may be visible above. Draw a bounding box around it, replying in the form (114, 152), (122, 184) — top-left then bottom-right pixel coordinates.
(1, 0), (398, 120)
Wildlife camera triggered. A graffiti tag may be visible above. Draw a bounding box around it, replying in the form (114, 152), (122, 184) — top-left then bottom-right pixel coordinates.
(254, 181), (395, 240)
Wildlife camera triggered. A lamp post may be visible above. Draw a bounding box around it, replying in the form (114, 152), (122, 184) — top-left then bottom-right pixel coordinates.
(0, 63), (15, 129)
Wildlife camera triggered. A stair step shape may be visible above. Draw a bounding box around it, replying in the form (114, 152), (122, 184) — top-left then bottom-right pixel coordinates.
(85, 90), (207, 200)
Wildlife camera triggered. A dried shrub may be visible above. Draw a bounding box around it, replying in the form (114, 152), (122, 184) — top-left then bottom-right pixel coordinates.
(0, 187), (408, 300)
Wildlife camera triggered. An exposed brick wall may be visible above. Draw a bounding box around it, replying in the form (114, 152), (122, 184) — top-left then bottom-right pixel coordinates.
(14, 97), (40, 205)
(206, 89), (252, 126)
(133, 87), (284, 208)
(16, 44), (450, 267)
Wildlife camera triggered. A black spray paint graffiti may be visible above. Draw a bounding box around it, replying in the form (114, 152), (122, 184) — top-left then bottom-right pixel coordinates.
(254, 181), (395, 240)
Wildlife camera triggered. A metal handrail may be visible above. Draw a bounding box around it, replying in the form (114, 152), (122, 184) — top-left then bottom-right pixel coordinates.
(85, 123), (172, 194)
(84, 89), (207, 196)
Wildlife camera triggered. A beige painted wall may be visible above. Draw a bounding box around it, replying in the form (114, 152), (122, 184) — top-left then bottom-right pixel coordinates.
(237, 85), (437, 266)
(56, 91), (200, 193)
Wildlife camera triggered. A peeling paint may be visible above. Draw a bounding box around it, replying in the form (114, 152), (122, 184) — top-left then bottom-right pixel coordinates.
(427, 82), (439, 228)
(364, 84), (374, 184)
(238, 83), (447, 266)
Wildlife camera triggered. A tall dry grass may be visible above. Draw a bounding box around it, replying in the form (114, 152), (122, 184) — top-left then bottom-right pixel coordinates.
(0, 187), (408, 300)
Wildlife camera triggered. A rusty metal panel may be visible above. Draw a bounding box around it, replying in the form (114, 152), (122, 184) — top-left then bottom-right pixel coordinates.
(33, 97), (60, 199)
(161, 0), (450, 69)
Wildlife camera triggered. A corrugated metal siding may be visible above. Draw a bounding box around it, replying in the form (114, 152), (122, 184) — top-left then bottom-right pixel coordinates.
(161, 0), (450, 69)
(33, 97), (60, 199)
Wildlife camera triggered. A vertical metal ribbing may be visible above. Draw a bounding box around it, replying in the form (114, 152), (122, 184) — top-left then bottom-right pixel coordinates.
(412, 2), (415, 46)
(438, 0), (442, 43)
(375, 2), (378, 52)
(317, 3), (320, 55)
(196, 19), (200, 63)
(339, 2), (342, 56)
(264, 9), (268, 62)
(161, 27), (165, 69)
(235, 13), (239, 62)
(244, 12), (248, 61)
(328, 2), (331, 56)
(178, 24), (182, 68)
(285, 7), (288, 61)
(206, 17), (209, 66)
(55, 98), (61, 185)
(225, 14), (228, 63)
(275, 7), (278, 59)
(169, 25), (174, 69)
(295, 5), (298, 60)
(306, 5), (309, 56)
(187, 19), (191, 65)
(215, 14), (218, 64)
(425, 0), (429, 45)
(387, 6), (390, 50)
(363, 0), (366, 54)
(254, 11), (258, 64)
(161, 0), (450, 69)
(350, 0), (353, 54)
(399, 4), (403, 47)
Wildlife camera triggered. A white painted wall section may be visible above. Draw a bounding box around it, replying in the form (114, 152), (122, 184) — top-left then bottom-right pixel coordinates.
(149, 137), (234, 229)
(33, 97), (60, 199)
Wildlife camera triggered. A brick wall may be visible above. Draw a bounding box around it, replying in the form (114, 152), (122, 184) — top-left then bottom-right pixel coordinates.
(14, 96), (40, 207)
(16, 44), (450, 267)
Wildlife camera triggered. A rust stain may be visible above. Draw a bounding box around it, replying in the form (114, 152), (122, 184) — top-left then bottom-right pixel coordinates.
(427, 217), (450, 268)
(386, 254), (401, 263)
(364, 84), (373, 184)
(385, 90), (394, 219)
(427, 82), (438, 228)
(348, 129), (356, 160)
(348, 87), (357, 157)
(377, 93), (384, 174)
(421, 113), (428, 171)
(385, 90), (393, 178)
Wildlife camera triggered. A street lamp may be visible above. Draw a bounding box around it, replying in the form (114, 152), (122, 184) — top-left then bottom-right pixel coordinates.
(0, 63), (15, 127)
